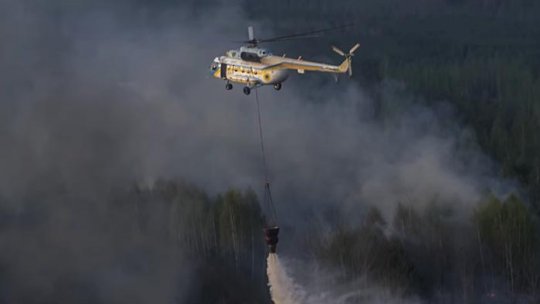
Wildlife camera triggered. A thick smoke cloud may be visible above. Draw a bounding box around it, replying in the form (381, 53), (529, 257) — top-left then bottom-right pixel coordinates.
(0, 0), (252, 302)
(0, 0), (508, 220)
(0, 0), (513, 302)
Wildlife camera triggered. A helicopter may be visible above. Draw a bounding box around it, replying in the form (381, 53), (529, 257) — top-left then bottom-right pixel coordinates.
(209, 25), (360, 95)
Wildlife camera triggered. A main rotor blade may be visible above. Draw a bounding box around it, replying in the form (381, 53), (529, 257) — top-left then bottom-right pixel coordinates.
(262, 34), (321, 42)
(232, 34), (320, 45)
(349, 43), (360, 54)
(258, 23), (354, 43)
(332, 46), (346, 56)
(349, 64), (353, 77)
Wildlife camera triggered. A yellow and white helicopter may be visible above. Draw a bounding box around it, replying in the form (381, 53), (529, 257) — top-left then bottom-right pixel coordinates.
(210, 25), (359, 95)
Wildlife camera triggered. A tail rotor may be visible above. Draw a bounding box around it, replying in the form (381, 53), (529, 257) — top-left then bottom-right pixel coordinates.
(332, 43), (360, 77)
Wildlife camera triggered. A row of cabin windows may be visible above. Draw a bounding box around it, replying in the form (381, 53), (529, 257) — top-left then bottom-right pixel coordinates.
(227, 66), (262, 75)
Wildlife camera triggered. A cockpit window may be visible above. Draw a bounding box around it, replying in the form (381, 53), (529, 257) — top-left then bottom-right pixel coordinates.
(210, 62), (219, 70)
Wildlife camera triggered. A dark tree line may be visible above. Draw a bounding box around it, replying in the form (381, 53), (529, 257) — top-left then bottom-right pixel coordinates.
(110, 181), (540, 302)
(309, 194), (540, 302)
(127, 181), (270, 303)
(0, 181), (270, 303)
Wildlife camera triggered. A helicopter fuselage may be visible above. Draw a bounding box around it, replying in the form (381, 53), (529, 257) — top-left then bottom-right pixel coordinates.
(210, 56), (289, 87)
(210, 47), (289, 88)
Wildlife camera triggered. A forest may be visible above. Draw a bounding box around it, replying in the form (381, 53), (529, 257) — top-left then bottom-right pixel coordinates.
(5, 179), (534, 302)
(1, 0), (540, 303)
(242, 0), (540, 302)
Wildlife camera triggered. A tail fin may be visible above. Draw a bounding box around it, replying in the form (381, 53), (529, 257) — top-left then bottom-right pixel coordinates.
(338, 57), (351, 73)
(332, 43), (360, 77)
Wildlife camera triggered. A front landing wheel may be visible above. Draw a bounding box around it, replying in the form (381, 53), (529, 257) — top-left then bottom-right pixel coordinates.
(243, 86), (251, 95)
(225, 83), (233, 90)
(273, 83), (282, 91)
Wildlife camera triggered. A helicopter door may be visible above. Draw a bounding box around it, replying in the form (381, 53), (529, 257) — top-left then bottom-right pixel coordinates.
(220, 63), (227, 79)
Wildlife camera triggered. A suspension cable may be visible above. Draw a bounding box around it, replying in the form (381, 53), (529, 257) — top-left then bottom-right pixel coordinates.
(254, 89), (277, 225)
(255, 89), (269, 183)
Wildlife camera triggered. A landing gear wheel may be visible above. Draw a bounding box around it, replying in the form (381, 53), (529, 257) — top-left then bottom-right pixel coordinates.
(243, 86), (251, 95)
(273, 83), (282, 91)
(225, 83), (233, 90)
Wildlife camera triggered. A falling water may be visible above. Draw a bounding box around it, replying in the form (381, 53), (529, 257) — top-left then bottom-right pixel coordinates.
(266, 254), (307, 304)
